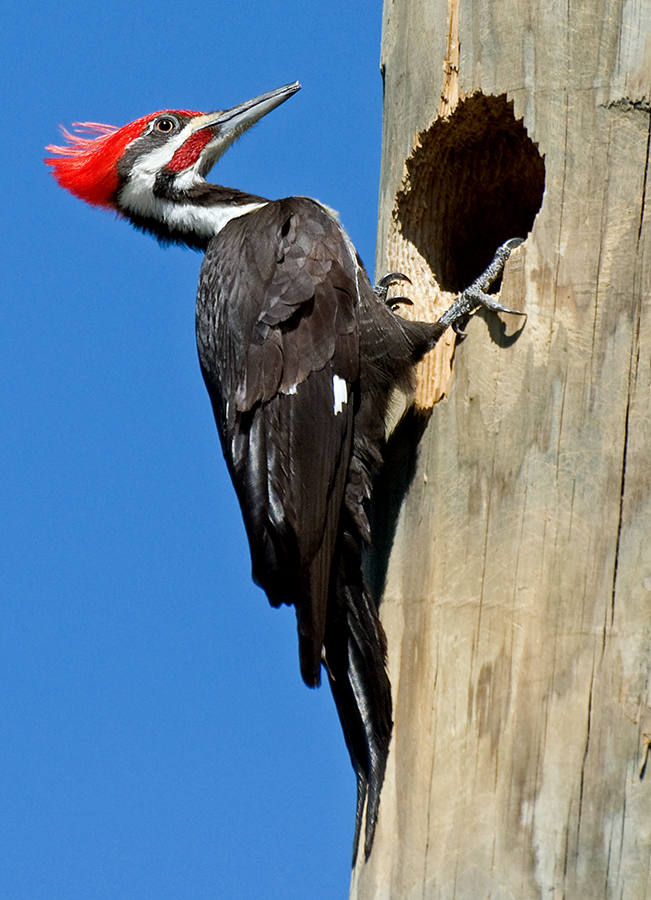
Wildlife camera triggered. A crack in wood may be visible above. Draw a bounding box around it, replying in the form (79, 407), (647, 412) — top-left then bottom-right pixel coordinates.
(637, 115), (651, 242)
(610, 396), (631, 629)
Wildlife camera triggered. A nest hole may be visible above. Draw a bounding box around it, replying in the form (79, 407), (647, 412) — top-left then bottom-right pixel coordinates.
(396, 93), (545, 293)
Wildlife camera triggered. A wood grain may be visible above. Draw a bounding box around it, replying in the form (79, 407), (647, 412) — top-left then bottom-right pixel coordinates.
(353, 1), (651, 897)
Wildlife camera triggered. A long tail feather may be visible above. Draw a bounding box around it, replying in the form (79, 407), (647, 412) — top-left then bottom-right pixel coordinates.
(324, 527), (392, 863)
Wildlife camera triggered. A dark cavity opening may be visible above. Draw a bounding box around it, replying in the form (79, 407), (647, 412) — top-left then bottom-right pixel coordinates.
(395, 93), (545, 293)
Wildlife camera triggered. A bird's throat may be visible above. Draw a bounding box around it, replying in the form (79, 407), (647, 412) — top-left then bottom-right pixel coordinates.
(118, 178), (268, 249)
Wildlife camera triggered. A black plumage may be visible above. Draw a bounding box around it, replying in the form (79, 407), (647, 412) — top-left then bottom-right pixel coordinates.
(196, 196), (447, 858)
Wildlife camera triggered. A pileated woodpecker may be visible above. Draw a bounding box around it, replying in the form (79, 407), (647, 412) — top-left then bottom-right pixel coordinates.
(46, 82), (522, 862)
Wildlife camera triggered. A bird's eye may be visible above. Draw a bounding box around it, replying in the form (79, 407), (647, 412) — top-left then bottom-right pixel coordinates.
(155, 117), (176, 134)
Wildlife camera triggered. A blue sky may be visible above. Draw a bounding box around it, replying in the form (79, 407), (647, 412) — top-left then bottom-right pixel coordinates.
(2, 1), (383, 897)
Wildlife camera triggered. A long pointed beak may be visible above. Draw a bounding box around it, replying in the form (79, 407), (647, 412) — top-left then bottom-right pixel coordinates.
(199, 81), (301, 134)
(190, 81), (300, 175)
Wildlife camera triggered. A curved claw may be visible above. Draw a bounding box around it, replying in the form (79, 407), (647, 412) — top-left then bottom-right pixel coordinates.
(479, 297), (527, 317)
(376, 272), (413, 290)
(375, 272), (413, 305)
(436, 237), (526, 333)
(502, 237), (525, 253)
(473, 238), (526, 293)
(387, 295), (414, 311)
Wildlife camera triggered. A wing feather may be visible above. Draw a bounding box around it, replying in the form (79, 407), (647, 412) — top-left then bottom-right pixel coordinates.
(196, 197), (360, 685)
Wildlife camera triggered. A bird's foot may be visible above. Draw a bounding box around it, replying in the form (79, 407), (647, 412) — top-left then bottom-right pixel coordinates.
(437, 238), (526, 334)
(375, 272), (413, 310)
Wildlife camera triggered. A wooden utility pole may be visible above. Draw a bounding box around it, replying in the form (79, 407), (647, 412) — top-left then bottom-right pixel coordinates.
(352, 1), (651, 898)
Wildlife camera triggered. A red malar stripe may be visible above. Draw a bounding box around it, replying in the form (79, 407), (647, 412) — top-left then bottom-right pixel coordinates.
(166, 129), (214, 172)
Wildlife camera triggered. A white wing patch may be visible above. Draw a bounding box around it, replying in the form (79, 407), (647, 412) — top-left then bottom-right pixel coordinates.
(332, 375), (348, 415)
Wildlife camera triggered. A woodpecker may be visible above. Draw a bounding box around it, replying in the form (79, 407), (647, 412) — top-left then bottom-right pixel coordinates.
(46, 82), (523, 862)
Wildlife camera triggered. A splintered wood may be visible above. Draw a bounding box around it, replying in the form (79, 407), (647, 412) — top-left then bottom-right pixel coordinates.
(385, 93), (543, 410)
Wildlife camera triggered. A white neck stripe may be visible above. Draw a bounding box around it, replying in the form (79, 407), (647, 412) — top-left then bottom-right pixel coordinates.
(119, 171), (267, 240)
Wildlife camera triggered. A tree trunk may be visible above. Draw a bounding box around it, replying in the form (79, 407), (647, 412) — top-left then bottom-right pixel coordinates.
(352, 1), (651, 898)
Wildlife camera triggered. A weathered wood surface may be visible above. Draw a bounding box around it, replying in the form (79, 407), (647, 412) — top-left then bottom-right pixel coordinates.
(351, 1), (651, 898)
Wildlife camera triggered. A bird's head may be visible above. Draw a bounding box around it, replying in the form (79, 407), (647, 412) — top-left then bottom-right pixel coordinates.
(45, 82), (301, 246)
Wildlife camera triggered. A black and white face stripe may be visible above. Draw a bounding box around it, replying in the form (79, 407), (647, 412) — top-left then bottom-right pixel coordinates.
(116, 113), (197, 183)
(112, 84), (301, 247)
(119, 194), (269, 248)
(115, 113), (268, 244)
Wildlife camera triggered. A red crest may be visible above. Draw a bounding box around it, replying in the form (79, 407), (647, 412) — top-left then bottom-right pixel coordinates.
(45, 110), (202, 208)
